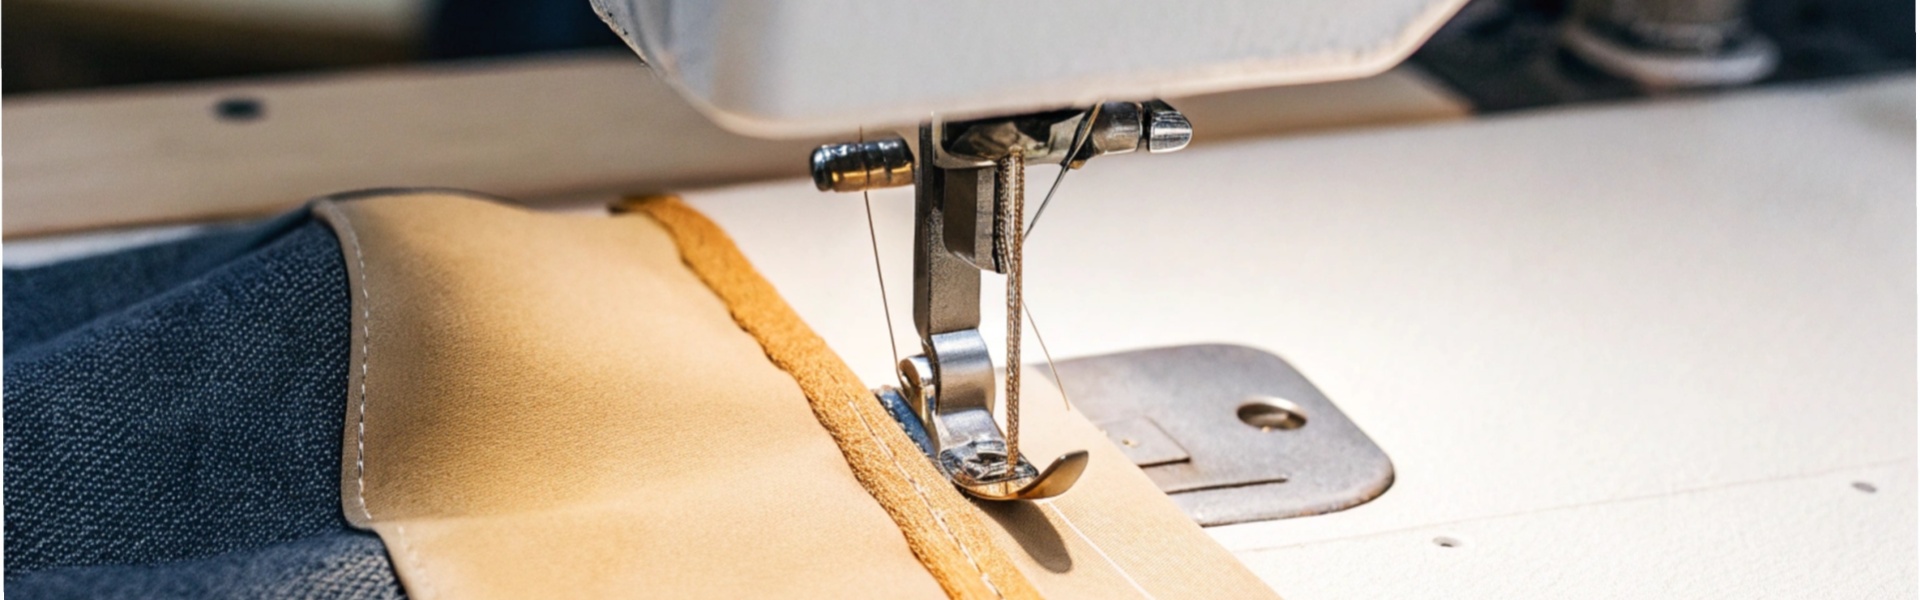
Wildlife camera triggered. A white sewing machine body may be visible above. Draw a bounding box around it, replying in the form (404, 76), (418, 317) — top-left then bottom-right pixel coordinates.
(588, 0), (1465, 137)
(4, 0), (1914, 594)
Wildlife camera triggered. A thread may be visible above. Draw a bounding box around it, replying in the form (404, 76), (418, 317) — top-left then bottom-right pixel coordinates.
(997, 150), (1026, 467)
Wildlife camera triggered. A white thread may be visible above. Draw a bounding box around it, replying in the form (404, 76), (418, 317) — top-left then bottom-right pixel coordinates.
(328, 201), (984, 598)
(324, 203), (377, 524)
(839, 390), (1005, 598)
(325, 202), (435, 599)
(1043, 500), (1156, 600)
(858, 126), (902, 370)
(842, 128), (977, 594)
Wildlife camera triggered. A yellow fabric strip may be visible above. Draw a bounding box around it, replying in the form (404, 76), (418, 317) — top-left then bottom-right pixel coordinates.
(621, 195), (1043, 600)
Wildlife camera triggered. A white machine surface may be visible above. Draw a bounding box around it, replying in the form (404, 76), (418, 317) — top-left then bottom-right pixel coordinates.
(682, 74), (1917, 597)
(589, 0), (1466, 136)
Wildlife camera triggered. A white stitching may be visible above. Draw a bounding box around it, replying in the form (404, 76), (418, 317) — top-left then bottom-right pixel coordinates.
(324, 202), (378, 524)
(327, 200), (985, 599)
(323, 202), (436, 599)
(837, 390), (1006, 598)
(1043, 500), (1155, 599)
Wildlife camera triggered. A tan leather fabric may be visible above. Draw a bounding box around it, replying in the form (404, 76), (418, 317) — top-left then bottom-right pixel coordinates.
(315, 191), (1278, 599)
(624, 196), (1277, 600)
(623, 197), (1041, 599)
(984, 367), (1279, 599)
(315, 192), (952, 599)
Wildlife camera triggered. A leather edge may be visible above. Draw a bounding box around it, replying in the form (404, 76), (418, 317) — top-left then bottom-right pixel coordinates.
(617, 195), (1044, 600)
(311, 199), (377, 531)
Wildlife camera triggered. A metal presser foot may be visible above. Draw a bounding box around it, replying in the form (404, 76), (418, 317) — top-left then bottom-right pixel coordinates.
(810, 102), (1193, 501)
(898, 352), (1091, 501)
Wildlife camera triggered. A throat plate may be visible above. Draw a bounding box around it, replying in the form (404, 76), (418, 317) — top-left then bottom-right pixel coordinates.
(1044, 344), (1394, 526)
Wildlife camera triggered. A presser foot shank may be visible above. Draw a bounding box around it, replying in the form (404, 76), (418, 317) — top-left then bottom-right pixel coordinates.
(813, 103), (1193, 501)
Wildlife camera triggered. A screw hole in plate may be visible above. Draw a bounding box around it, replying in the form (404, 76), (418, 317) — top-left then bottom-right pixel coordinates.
(1433, 536), (1463, 548)
(1237, 396), (1308, 431)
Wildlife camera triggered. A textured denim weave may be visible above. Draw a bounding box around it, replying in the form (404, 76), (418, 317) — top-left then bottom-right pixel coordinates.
(5, 532), (398, 599)
(4, 213), (403, 599)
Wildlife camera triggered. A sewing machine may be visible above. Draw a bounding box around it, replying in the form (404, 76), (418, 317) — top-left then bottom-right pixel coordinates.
(585, 0), (1467, 507)
(4, 0), (1912, 596)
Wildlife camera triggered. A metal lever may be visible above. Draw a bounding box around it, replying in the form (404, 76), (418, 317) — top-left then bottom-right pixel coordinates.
(810, 101), (1191, 501)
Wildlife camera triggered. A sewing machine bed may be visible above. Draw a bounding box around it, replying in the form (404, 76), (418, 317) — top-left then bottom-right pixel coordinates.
(5, 67), (1912, 597)
(684, 74), (1917, 598)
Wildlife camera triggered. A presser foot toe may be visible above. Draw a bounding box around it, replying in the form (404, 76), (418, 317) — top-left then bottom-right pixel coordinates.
(947, 449), (1089, 501)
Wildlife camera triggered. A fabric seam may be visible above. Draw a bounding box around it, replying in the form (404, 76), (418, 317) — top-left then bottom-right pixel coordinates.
(321, 202), (437, 600)
(838, 371), (1006, 599)
(626, 196), (1035, 600)
(323, 202), (376, 524)
(1043, 500), (1156, 599)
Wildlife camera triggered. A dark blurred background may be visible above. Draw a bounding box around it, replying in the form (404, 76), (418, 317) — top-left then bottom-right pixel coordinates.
(3, 0), (624, 94)
(3, 0), (1913, 111)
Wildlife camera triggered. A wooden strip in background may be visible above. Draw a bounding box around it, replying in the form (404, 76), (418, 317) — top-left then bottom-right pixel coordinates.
(3, 50), (1467, 238)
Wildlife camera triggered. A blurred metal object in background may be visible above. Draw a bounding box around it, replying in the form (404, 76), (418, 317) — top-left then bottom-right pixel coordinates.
(1562, 0), (1778, 88)
(1409, 0), (1914, 111)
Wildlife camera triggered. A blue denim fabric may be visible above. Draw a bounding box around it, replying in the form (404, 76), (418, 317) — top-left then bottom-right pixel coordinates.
(5, 532), (400, 600)
(4, 213), (402, 598)
(876, 388), (937, 459)
(4, 210), (309, 354)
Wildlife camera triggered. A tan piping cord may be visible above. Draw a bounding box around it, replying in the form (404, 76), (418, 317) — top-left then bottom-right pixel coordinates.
(617, 195), (1043, 600)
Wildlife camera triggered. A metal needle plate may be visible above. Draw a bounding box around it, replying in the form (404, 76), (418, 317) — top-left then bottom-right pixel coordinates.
(1042, 344), (1394, 526)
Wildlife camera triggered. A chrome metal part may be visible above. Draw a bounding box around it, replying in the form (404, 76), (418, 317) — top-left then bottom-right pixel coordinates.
(810, 137), (915, 192)
(933, 100), (1190, 168)
(1079, 102), (1140, 160)
(940, 166), (1000, 273)
(878, 382), (1092, 503)
(1043, 344), (1394, 525)
(915, 319), (1080, 500)
(1141, 100), (1193, 153)
(909, 121), (1084, 501)
(911, 124), (984, 338)
(1563, 0), (1778, 89)
(935, 109), (1082, 167)
(810, 104), (1193, 502)
(926, 330), (995, 422)
(897, 354), (935, 418)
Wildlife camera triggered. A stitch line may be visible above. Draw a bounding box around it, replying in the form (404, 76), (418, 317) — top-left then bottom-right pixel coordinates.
(838, 388), (1006, 599)
(324, 202), (377, 524)
(325, 202), (436, 599)
(1043, 500), (1155, 599)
